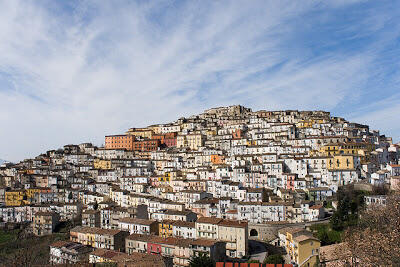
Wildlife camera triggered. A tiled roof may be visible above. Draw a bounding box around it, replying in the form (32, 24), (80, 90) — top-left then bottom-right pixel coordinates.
(119, 217), (156, 225)
(196, 217), (223, 224)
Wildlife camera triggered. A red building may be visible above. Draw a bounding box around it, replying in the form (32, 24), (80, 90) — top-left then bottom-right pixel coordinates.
(147, 240), (162, 255)
(285, 173), (297, 191)
(133, 139), (160, 151)
(105, 134), (161, 151)
(164, 137), (177, 147)
(152, 132), (177, 147)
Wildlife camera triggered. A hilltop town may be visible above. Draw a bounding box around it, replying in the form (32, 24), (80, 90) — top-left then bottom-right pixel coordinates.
(0, 105), (399, 266)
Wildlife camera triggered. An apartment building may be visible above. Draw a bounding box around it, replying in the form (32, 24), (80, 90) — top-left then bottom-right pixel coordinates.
(32, 211), (60, 236)
(70, 226), (129, 251)
(50, 241), (94, 265)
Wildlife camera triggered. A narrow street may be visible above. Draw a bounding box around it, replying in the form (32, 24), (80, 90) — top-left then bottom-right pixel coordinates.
(248, 240), (267, 263)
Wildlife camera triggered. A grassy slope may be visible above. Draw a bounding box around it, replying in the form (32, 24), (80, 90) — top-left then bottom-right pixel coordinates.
(0, 221), (75, 266)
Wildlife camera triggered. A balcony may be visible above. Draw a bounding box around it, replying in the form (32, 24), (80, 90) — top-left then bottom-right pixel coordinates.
(173, 258), (190, 267)
(198, 229), (216, 233)
(173, 253), (190, 259)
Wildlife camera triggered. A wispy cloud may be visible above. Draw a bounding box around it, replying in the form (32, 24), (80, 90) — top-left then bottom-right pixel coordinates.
(0, 0), (399, 161)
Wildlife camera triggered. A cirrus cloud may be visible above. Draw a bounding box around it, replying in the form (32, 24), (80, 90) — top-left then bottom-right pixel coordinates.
(0, 0), (399, 161)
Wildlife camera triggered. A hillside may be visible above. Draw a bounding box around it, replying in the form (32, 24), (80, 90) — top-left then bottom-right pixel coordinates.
(0, 105), (398, 266)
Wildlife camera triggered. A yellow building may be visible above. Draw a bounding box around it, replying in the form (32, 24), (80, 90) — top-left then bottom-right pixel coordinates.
(320, 142), (373, 158)
(94, 159), (112, 170)
(74, 229), (96, 247)
(327, 155), (357, 170)
(159, 172), (171, 183)
(26, 188), (45, 201)
(286, 230), (320, 267)
(87, 232), (96, 247)
(206, 129), (217, 137)
(159, 171), (180, 184)
(159, 221), (174, 238)
(296, 118), (325, 128)
(126, 128), (153, 139)
(319, 144), (341, 156)
(5, 190), (27, 206)
(246, 140), (257, 146)
(147, 125), (161, 135)
(296, 119), (314, 128)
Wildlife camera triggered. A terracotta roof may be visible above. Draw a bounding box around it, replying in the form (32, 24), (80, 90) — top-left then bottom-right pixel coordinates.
(278, 226), (304, 235)
(164, 209), (193, 215)
(190, 238), (219, 247)
(70, 226), (124, 236)
(196, 217), (223, 224)
(50, 240), (70, 248)
(172, 221), (195, 228)
(193, 198), (219, 204)
(126, 233), (153, 242)
(218, 219), (247, 228)
(226, 209), (238, 214)
(90, 248), (123, 259)
(119, 217), (156, 225)
(294, 234), (320, 243)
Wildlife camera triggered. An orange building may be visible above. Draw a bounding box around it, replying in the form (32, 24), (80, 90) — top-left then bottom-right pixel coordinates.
(232, 129), (243, 139)
(105, 135), (135, 150)
(211, 155), (225, 164)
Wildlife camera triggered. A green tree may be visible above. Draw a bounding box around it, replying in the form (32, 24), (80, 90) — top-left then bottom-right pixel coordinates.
(311, 223), (342, 245)
(330, 186), (368, 231)
(264, 254), (284, 264)
(189, 253), (214, 267)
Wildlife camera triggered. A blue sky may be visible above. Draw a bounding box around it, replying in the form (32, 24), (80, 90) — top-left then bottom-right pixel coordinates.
(0, 0), (400, 162)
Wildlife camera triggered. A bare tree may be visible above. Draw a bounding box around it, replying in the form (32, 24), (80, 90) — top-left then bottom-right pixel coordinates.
(342, 192), (400, 266)
(9, 247), (35, 267)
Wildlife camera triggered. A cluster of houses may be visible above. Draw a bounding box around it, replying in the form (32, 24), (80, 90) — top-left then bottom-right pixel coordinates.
(0, 105), (399, 266)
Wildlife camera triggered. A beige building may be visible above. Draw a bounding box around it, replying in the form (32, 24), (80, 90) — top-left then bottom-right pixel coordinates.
(70, 226), (129, 252)
(125, 234), (152, 254)
(50, 241), (94, 265)
(177, 134), (204, 150)
(82, 210), (101, 228)
(173, 239), (192, 267)
(32, 211), (60, 236)
(194, 217), (248, 258)
(93, 159), (112, 170)
(195, 217), (222, 240)
(126, 128), (154, 139)
(217, 220), (248, 258)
